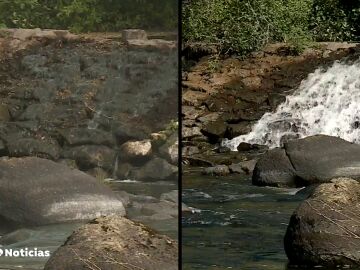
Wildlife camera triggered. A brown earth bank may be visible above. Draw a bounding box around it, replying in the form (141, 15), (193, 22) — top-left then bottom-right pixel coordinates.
(182, 42), (360, 168)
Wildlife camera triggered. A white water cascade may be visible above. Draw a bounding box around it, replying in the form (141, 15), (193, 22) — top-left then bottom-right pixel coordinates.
(223, 60), (360, 150)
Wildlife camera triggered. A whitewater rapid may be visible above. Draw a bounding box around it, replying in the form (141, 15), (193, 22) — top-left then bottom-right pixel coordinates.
(222, 60), (360, 150)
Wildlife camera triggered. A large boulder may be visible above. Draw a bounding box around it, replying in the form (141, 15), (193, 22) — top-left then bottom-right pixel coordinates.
(136, 157), (178, 180)
(252, 135), (360, 187)
(284, 178), (360, 267)
(284, 135), (360, 183)
(252, 148), (299, 187)
(44, 216), (178, 270)
(118, 139), (152, 163)
(0, 157), (125, 226)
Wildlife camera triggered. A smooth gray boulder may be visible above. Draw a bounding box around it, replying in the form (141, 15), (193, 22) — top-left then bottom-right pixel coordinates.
(44, 216), (178, 270)
(284, 178), (360, 267)
(252, 148), (299, 187)
(284, 135), (360, 183)
(253, 135), (360, 187)
(0, 157), (125, 226)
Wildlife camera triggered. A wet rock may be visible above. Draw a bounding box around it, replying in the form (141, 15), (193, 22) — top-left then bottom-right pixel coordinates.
(129, 194), (158, 204)
(226, 122), (252, 139)
(7, 137), (61, 160)
(136, 157), (178, 180)
(268, 93), (286, 108)
(284, 135), (360, 183)
(0, 157), (125, 226)
(202, 165), (230, 176)
(280, 133), (300, 147)
(237, 142), (268, 152)
(63, 145), (116, 171)
(229, 159), (257, 174)
(59, 128), (115, 147)
(182, 203), (192, 213)
(158, 133), (178, 165)
(0, 105), (10, 121)
(137, 201), (178, 219)
(118, 139), (152, 163)
(160, 190), (178, 203)
(252, 148), (299, 187)
(44, 216), (178, 270)
(284, 178), (360, 267)
(201, 120), (227, 143)
(237, 142), (253, 152)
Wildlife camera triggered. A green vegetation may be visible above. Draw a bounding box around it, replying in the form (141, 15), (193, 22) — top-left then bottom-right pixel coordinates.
(183, 0), (360, 55)
(0, 0), (178, 32)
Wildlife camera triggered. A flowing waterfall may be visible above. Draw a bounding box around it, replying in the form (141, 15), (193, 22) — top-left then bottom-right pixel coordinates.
(222, 60), (360, 150)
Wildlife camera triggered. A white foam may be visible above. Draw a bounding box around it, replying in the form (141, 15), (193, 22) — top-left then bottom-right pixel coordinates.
(223, 60), (360, 149)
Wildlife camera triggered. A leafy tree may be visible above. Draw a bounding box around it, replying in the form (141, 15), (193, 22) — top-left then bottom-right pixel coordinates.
(183, 0), (360, 56)
(0, 0), (178, 32)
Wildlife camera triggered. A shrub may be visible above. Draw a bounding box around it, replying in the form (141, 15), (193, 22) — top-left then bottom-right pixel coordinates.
(183, 0), (313, 55)
(0, 0), (178, 32)
(310, 0), (360, 41)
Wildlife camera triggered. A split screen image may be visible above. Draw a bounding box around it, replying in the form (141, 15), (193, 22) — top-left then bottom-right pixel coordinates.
(0, 1), (359, 269)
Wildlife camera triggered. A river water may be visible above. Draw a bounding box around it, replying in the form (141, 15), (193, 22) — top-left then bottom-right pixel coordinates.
(182, 170), (306, 270)
(0, 180), (178, 270)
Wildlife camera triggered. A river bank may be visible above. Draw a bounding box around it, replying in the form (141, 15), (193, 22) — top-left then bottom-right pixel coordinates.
(182, 42), (360, 269)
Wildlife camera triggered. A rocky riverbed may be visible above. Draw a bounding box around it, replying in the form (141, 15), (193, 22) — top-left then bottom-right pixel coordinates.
(182, 42), (360, 269)
(0, 28), (178, 269)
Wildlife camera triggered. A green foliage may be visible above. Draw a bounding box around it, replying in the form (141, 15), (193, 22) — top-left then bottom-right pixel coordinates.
(310, 0), (360, 41)
(0, 0), (178, 32)
(183, 0), (360, 55)
(183, 0), (313, 55)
